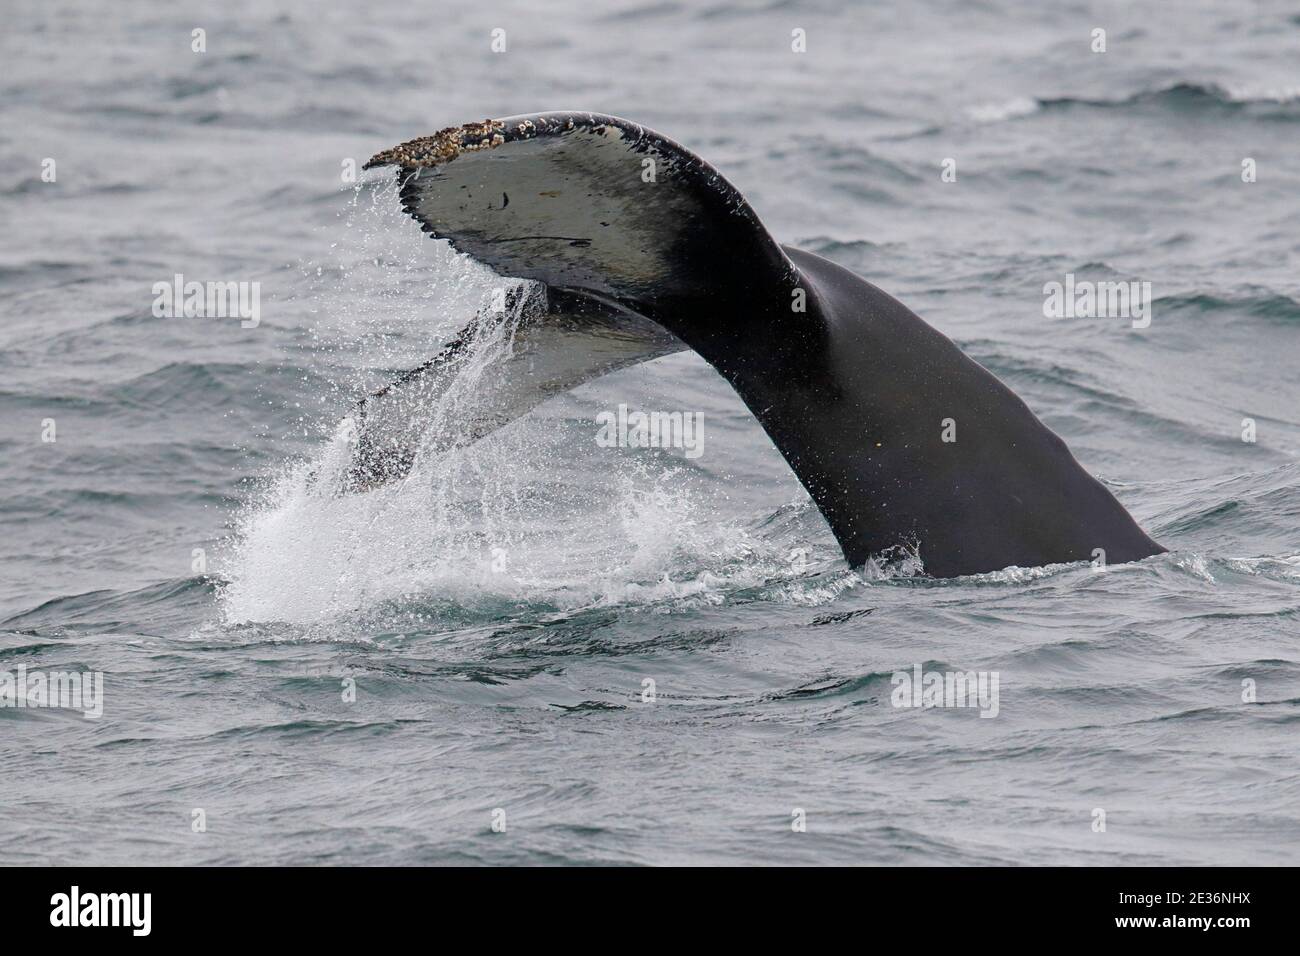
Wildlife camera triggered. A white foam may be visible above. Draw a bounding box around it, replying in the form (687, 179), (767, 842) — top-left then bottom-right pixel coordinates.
(217, 428), (830, 624)
(1223, 83), (1300, 104)
(966, 97), (1040, 124)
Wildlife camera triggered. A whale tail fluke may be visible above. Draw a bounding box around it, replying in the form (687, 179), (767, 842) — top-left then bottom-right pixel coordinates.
(344, 284), (685, 491)
(349, 111), (810, 491)
(363, 112), (806, 334)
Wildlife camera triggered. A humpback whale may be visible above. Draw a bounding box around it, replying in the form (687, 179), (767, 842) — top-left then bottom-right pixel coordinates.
(351, 111), (1165, 578)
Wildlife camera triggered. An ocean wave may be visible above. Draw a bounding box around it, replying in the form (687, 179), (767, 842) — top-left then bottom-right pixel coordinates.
(761, 670), (894, 703)
(1154, 290), (1300, 324)
(2, 577), (214, 633)
(1050, 82), (1300, 116)
(968, 82), (1300, 126)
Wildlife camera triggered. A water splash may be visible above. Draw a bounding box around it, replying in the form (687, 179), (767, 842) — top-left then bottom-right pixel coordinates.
(218, 182), (832, 626)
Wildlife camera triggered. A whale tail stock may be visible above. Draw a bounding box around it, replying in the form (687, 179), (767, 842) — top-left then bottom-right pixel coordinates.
(357, 111), (1165, 577)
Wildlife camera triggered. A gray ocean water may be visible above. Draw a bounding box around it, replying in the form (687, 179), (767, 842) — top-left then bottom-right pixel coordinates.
(3, 0), (1299, 865)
